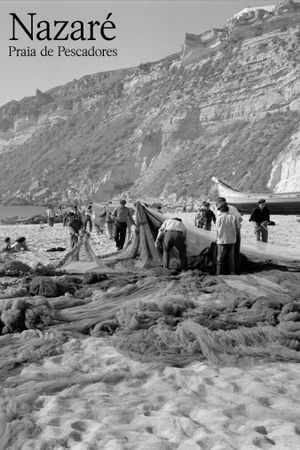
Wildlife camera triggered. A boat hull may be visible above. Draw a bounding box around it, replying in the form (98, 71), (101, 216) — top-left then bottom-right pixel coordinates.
(212, 177), (300, 215)
(225, 198), (300, 215)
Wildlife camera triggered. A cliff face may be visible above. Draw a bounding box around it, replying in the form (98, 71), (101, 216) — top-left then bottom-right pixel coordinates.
(0, 0), (300, 205)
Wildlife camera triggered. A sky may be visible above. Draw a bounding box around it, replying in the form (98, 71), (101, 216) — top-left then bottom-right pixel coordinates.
(0, 0), (278, 107)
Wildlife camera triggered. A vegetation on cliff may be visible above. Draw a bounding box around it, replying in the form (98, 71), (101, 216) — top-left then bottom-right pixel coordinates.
(0, 1), (300, 204)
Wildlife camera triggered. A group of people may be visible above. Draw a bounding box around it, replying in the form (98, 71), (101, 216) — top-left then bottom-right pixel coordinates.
(60, 200), (135, 251)
(155, 197), (271, 275)
(1, 236), (28, 253)
(45, 205), (64, 226)
(1, 197), (271, 276)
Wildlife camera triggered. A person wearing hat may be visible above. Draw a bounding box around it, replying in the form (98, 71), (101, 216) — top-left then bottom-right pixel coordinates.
(216, 197), (243, 225)
(111, 199), (136, 250)
(63, 204), (84, 248)
(155, 217), (187, 271)
(216, 197), (242, 271)
(215, 203), (238, 275)
(249, 199), (270, 243)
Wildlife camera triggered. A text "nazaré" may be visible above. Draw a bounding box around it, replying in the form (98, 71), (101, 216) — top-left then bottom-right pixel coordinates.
(9, 12), (116, 41)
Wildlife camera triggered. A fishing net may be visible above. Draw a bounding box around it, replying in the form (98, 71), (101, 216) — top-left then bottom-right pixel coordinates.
(31, 262), (64, 276)
(0, 329), (71, 381)
(0, 296), (57, 335)
(23, 268), (292, 365)
(0, 286), (29, 299)
(29, 277), (61, 297)
(0, 260), (32, 277)
(0, 202), (300, 376)
(89, 270), (300, 366)
(0, 329), (82, 450)
(56, 202), (300, 278)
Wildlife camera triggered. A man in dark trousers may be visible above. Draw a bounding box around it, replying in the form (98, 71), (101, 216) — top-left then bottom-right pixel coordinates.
(216, 197), (242, 272)
(112, 199), (135, 250)
(63, 205), (84, 248)
(215, 203), (238, 275)
(249, 199), (270, 243)
(155, 217), (187, 271)
(84, 204), (93, 233)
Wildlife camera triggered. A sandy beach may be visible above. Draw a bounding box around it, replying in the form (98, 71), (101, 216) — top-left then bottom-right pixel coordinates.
(0, 213), (299, 268)
(0, 214), (300, 449)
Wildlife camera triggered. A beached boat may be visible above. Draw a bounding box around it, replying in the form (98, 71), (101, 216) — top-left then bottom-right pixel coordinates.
(212, 177), (300, 215)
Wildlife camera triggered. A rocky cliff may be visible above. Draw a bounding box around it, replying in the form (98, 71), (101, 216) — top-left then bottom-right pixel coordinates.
(0, 0), (300, 206)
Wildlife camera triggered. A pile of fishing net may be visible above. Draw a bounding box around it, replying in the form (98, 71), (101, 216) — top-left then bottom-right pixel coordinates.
(84, 270), (300, 365)
(0, 329), (71, 382)
(1, 268), (299, 366)
(0, 296), (57, 335)
(29, 276), (77, 297)
(0, 285), (29, 299)
(31, 262), (65, 276)
(0, 260), (31, 277)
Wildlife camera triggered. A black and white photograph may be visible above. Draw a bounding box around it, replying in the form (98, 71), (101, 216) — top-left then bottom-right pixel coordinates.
(0, 0), (300, 448)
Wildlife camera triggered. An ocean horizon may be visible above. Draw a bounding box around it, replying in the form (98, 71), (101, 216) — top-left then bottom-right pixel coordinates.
(0, 204), (46, 220)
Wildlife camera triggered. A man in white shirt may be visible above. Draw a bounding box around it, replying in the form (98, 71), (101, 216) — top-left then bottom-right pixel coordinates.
(112, 200), (136, 250)
(216, 197), (242, 272)
(155, 217), (187, 271)
(215, 203), (238, 275)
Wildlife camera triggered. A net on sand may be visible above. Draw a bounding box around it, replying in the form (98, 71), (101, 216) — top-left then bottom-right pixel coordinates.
(52, 270), (300, 366)
(0, 269), (299, 383)
(1, 202), (300, 374)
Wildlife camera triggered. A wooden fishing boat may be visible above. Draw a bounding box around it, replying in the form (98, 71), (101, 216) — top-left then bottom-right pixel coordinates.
(212, 177), (300, 215)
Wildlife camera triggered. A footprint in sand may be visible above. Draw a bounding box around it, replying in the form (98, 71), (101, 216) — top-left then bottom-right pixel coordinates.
(71, 420), (87, 432)
(47, 417), (61, 427)
(203, 377), (214, 386)
(230, 381), (240, 393)
(254, 426), (268, 435)
(253, 435), (276, 448)
(223, 403), (246, 419)
(257, 396), (272, 407)
(68, 430), (82, 442)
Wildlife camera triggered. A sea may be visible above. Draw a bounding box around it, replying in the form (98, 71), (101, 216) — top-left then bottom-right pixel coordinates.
(0, 205), (46, 220)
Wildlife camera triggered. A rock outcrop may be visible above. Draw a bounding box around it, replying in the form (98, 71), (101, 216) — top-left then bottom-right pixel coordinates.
(0, 0), (299, 205)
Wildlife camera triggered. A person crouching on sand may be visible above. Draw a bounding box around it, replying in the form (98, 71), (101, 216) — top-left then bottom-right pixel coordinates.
(155, 217), (187, 271)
